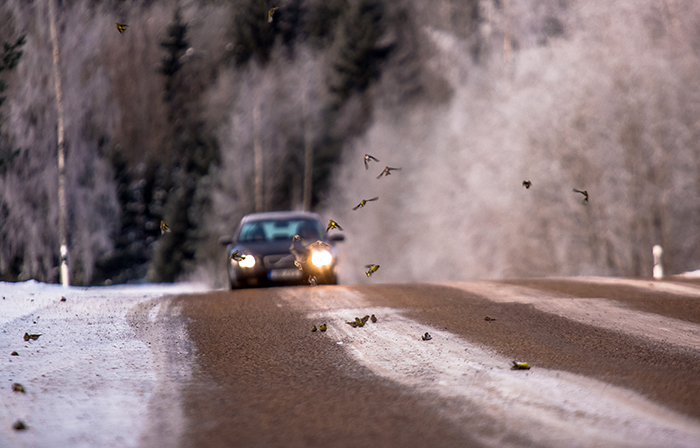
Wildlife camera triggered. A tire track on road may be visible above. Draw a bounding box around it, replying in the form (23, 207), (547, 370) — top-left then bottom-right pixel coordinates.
(278, 285), (700, 448)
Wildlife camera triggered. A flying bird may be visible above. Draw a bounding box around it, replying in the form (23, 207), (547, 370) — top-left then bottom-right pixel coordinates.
(268, 7), (278, 23)
(522, 180), (532, 189)
(421, 332), (432, 341)
(229, 250), (246, 262)
(370, 314), (377, 323)
(116, 23), (128, 34)
(326, 220), (343, 232)
(319, 323), (327, 332)
(365, 264), (380, 277)
(377, 166), (401, 179)
(160, 220), (171, 234)
(511, 361), (531, 370)
(23, 333), (40, 341)
(353, 197), (379, 210)
(12, 383), (25, 393)
(364, 154), (379, 170)
(573, 188), (588, 203)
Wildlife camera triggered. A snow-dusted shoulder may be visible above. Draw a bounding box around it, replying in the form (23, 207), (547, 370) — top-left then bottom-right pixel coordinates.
(0, 280), (209, 448)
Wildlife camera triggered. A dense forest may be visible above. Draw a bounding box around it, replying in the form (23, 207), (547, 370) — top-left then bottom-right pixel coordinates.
(1, 0), (699, 286)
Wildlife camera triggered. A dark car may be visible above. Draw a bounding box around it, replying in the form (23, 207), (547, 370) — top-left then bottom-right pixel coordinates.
(220, 211), (344, 289)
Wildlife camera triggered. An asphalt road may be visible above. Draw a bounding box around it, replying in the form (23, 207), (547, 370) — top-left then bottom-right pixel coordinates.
(171, 278), (700, 448)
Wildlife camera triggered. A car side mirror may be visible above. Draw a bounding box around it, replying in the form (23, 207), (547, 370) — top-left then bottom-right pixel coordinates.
(328, 234), (345, 243)
(218, 236), (234, 246)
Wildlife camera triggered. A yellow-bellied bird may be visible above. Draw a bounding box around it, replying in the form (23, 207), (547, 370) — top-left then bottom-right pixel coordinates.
(116, 23), (128, 34)
(229, 250), (246, 262)
(377, 166), (401, 179)
(511, 361), (531, 370)
(268, 7), (278, 23)
(522, 180), (532, 189)
(364, 154), (379, 170)
(326, 220), (343, 232)
(353, 197), (379, 210)
(160, 220), (171, 234)
(365, 264), (380, 277)
(573, 188), (589, 203)
(319, 323), (327, 332)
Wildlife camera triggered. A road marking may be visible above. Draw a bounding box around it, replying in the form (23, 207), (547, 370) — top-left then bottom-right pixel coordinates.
(442, 281), (700, 351)
(278, 286), (700, 448)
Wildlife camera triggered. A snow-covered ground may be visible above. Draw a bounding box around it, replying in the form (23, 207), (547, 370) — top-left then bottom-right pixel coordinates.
(0, 280), (209, 448)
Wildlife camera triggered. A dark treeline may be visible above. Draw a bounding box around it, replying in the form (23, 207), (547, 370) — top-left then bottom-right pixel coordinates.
(1, 0), (699, 286)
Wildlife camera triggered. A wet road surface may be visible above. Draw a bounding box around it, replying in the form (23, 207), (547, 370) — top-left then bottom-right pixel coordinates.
(174, 278), (700, 448)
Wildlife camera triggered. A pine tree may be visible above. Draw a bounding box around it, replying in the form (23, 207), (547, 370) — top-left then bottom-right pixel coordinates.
(149, 9), (219, 282)
(232, 0), (276, 66)
(0, 35), (25, 170)
(326, 0), (392, 108)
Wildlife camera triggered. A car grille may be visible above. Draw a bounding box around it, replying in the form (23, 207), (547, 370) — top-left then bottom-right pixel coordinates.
(263, 254), (296, 270)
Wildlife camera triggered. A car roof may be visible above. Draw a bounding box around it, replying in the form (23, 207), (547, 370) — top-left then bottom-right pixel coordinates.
(240, 210), (322, 224)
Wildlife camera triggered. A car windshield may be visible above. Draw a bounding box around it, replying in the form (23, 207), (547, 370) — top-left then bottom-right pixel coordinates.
(237, 219), (323, 243)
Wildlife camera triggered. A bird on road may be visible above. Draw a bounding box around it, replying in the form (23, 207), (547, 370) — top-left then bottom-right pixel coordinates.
(522, 180), (532, 189)
(573, 189), (589, 203)
(23, 333), (40, 341)
(319, 323), (327, 332)
(511, 361), (531, 370)
(377, 166), (401, 179)
(484, 316), (496, 322)
(364, 154), (379, 170)
(347, 320), (359, 327)
(353, 197), (379, 210)
(116, 23), (128, 34)
(12, 383), (25, 393)
(421, 332), (432, 341)
(370, 314), (377, 323)
(12, 420), (27, 431)
(326, 220), (343, 232)
(365, 264), (380, 277)
(311, 325), (317, 332)
(309, 276), (318, 286)
(160, 220), (171, 234)
(361, 315), (370, 324)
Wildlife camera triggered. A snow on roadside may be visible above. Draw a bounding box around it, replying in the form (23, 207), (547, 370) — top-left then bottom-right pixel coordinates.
(280, 286), (700, 448)
(0, 280), (208, 448)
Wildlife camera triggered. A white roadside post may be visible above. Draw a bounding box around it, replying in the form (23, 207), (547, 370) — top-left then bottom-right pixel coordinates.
(49, 0), (70, 286)
(653, 245), (664, 280)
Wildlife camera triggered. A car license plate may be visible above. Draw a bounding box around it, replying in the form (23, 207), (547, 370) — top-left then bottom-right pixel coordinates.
(268, 269), (302, 281)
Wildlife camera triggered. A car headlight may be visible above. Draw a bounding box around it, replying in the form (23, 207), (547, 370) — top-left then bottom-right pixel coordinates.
(238, 255), (256, 268)
(311, 250), (333, 268)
